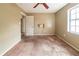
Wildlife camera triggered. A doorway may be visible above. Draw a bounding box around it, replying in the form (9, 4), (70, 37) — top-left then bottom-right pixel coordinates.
(21, 15), (34, 37)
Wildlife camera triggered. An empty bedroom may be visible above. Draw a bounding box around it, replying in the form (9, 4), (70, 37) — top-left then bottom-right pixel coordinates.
(0, 3), (79, 56)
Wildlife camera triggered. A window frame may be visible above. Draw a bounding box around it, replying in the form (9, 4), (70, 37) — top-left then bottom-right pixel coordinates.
(67, 4), (79, 34)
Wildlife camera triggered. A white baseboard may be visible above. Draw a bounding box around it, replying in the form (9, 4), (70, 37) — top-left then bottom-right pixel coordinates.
(1, 39), (21, 56)
(56, 34), (79, 52)
(34, 34), (55, 35)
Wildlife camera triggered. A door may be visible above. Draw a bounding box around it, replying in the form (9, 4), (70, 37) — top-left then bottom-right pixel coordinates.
(25, 16), (34, 36)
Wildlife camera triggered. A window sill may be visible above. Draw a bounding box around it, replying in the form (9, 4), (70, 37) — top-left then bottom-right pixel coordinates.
(69, 31), (79, 35)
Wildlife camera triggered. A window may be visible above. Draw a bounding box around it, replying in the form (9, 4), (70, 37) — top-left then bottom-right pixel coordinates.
(68, 4), (79, 34)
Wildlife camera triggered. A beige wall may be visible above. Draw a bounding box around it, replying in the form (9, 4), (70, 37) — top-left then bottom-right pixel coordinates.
(27, 13), (55, 35)
(55, 3), (79, 51)
(0, 3), (23, 55)
(1, 3), (79, 55)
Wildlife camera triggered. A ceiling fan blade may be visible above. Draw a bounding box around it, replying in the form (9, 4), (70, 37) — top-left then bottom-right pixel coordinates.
(43, 3), (49, 9)
(33, 3), (39, 8)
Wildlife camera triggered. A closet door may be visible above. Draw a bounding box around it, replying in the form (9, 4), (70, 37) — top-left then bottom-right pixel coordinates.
(25, 16), (34, 36)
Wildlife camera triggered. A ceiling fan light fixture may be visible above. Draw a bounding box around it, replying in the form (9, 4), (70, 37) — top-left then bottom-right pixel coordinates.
(33, 3), (49, 9)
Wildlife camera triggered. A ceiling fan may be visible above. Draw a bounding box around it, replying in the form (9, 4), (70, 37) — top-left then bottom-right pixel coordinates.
(33, 3), (49, 9)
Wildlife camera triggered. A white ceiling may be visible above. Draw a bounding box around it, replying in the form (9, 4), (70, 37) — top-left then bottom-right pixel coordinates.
(17, 3), (68, 13)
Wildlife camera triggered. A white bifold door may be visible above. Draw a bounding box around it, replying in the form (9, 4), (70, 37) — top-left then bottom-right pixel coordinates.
(25, 16), (34, 36)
